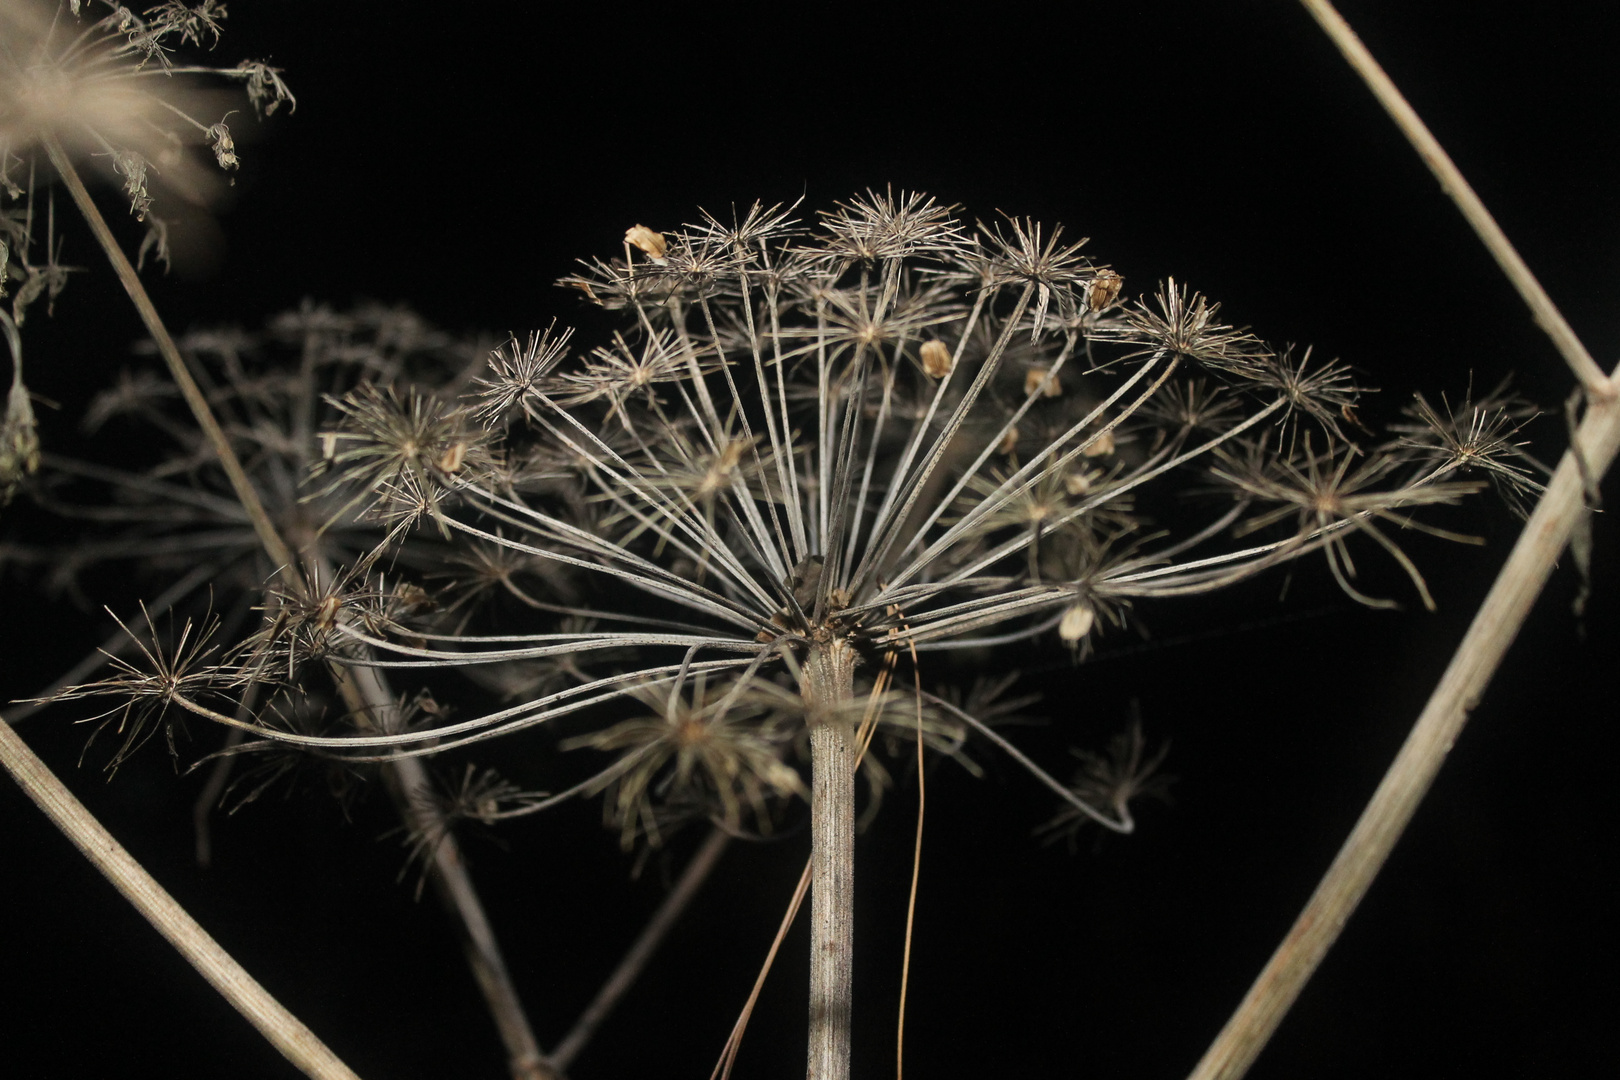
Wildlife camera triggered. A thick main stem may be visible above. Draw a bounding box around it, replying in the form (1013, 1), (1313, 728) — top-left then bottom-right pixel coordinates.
(804, 640), (858, 1080)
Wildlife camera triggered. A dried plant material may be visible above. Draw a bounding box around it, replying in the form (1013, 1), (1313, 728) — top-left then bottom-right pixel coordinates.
(20, 189), (1508, 1080)
(1058, 602), (1094, 644)
(919, 339), (952, 378)
(1024, 366), (1062, 398)
(624, 224), (667, 259)
(0, 311), (34, 506)
(1, 373), (39, 505)
(1037, 714), (1172, 850)
(206, 120), (239, 170)
(1087, 269), (1124, 311)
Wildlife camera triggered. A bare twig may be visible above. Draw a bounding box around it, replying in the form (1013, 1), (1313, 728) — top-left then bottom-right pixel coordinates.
(329, 649), (553, 1080)
(547, 826), (733, 1073)
(712, 857), (814, 1080)
(0, 718), (362, 1080)
(1296, 0), (1616, 401)
(897, 639), (926, 1080)
(1184, 12), (1620, 1072)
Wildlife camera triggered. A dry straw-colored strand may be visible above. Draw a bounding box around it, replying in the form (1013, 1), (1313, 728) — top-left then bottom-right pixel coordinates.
(1186, 5), (1620, 1078)
(0, 718), (362, 1080)
(1295, 0), (1615, 403)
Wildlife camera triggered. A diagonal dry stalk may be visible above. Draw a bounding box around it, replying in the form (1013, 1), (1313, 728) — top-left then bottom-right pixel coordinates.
(327, 655), (554, 1080)
(4, 137), (545, 1080)
(0, 717), (361, 1080)
(547, 826), (732, 1074)
(1186, 5), (1619, 1077)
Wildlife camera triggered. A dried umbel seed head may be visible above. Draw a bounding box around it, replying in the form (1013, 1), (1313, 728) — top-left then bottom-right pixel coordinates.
(1087, 269), (1124, 312)
(1025, 366), (1062, 398)
(624, 224), (667, 260)
(919, 340), (953, 378)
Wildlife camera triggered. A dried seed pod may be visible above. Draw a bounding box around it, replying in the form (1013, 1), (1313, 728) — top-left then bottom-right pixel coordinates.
(1025, 366), (1062, 398)
(1059, 603), (1095, 643)
(438, 440), (468, 473)
(998, 426), (1021, 455)
(1087, 269), (1124, 312)
(919, 340), (953, 378)
(207, 122), (239, 170)
(1, 376), (40, 507)
(624, 224), (667, 260)
(1082, 430), (1115, 457)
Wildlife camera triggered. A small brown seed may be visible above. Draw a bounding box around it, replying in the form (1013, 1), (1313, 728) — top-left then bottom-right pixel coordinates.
(1087, 269), (1124, 312)
(1024, 367), (1062, 398)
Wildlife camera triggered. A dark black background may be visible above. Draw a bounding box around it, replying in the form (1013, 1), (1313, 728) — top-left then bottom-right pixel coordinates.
(3, 2), (1616, 1078)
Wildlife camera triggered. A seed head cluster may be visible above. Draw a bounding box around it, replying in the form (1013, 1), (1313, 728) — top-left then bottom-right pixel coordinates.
(25, 192), (1541, 847)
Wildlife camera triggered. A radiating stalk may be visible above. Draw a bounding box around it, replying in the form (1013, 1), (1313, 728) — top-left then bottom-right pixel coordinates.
(804, 640), (858, 1080)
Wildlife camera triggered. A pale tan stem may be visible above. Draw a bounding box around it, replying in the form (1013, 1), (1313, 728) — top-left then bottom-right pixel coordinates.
(549, 826), (733, 1074)
(804, 641), (858, 1080)
(1187, 375), (1620, 1080)
(1187, 11), (1620, 1076)
(896, 670), (925, 1080)
(0, 719), (362, 1080)
(42, 136), (307, 590)
(1296, 0), (1616, 400)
